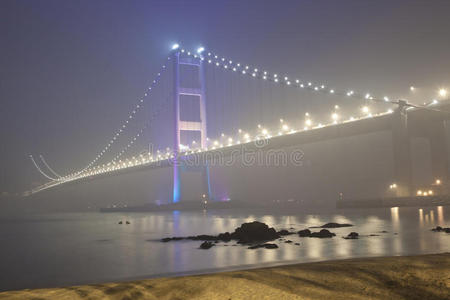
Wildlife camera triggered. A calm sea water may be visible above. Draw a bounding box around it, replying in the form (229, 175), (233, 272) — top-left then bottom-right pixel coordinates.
(0, 206), (449, 291)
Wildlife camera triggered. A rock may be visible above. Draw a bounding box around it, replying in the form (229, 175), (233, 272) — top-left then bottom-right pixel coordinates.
(118, 221), (123, 224)
(285, 240), (293, 243)
(200, 241), (215, 249)
(248, 243), (279, 249)
(343, 232), (359, 239)
(380, 230), (388, 233)
(432, 226), (443, 232)
(298, 229), (312, 237)
(317, 222), (353, 228)
(126, 221), (130, 225)
(231, 221), (280, 243)
(294, 243), (300, 245)
(310, 229), (336, 238)
(188, 234), (217, 241)
(370, 234), (380, 236)
(431, 226), (450, 233)
(161, 237), (184, 242)
(217, 232), (232, 242)
(278, 229), (295, 236)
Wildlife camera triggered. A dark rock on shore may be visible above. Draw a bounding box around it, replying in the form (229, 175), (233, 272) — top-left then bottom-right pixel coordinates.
(312, 222), (353, 228)
(200, 241), (215, 249)
(343, 232), (359, 239)
(248, 243), (278, 249)
(431, 226), (450, 233)
(285, 240), (293, 243)
(298, 229), (312, 237)
(294, 243), (300, 245)
(310, 229), (336, 238)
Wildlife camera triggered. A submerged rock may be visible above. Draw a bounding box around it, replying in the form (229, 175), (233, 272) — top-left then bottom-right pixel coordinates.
(200, 241), (215, 249)
(248, 243), (278, 249)
(277, 229), (295, 236)
(310, 229), (336, 238)
(298, 229), (312, 237)
(161, 237), (184, 242)
(431, 226), (450, 233)
(343, 232), (359, 239)
(316, 222), (353, 228)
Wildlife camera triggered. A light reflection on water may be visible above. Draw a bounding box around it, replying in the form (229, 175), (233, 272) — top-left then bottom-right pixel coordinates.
(0, 206), (449, 291)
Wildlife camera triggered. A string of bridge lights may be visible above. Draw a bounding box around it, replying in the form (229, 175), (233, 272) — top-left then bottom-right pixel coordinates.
(177, 45), (397, 106)
(108, 95), (172, 164)
(61, 56), (172, 180)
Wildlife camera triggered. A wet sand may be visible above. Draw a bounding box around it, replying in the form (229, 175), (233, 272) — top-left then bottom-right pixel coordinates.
(1, 253), (449, 300)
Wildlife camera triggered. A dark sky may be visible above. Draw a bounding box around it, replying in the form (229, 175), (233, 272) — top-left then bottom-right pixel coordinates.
(1, 0), (450, 193)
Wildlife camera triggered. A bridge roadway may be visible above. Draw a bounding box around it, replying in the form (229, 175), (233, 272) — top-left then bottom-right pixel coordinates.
(30, 103), (450, 196)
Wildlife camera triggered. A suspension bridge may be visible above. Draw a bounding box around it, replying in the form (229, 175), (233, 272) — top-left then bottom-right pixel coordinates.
(28, 44), (450, 204)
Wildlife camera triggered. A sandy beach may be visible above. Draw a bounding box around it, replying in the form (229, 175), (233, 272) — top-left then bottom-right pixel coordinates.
(1, 253), (448, 300)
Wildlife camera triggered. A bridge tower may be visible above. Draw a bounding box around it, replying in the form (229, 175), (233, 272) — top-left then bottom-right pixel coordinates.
(172, 50), (212, 203)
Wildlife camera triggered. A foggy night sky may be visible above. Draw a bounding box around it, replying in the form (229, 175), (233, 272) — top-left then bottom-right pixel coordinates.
(1, 0), (450, 194)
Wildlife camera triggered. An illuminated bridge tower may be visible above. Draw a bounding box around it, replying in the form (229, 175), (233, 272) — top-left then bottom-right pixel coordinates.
(172, 49), (212, 203)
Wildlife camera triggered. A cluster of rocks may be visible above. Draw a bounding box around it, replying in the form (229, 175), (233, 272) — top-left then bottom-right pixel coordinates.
(343, 232), (359, 239)
(161, 221), (369, 249)
(431, 226), (450, 233)
(298, 228), (336, 238)
(118, 221), (130, 225)
(162, 221), (285, 248)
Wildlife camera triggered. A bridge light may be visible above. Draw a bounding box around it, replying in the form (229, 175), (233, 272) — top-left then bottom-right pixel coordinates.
(362, 106), (370, 114)
(305, 112), (309, 116)
(244, 133), (250, 139)
(384, 96), (389, 102)
(305, 119), (312, 126)
(331, 113), (339, 121)
(365, 93), (371, 99)
(171, 43), (180, 50)
(330, 89), (334, 94)
(262, 129), (268, 135)
(432, 99), (439, 105)
(274, 78), (278, 82)
(428, 190), (433, 195)
(334, 105), (339, 109)
(282, 124), (289, 131)
(436, 179), (441, 185)
(410, 86), (415, 91)
(439, 89), (447, 97)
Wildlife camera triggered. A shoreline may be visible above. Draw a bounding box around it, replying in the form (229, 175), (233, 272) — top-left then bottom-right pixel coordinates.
(1, 253), (448, 299)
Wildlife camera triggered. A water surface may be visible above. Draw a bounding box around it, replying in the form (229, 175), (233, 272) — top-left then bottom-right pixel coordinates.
(0, 206), (449, 291)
